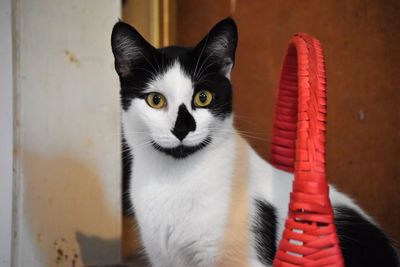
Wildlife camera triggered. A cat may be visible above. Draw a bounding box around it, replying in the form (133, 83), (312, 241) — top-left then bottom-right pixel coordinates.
(111, 17), (399, 267)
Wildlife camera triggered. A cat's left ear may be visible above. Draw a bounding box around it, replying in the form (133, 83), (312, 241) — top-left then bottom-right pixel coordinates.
(194, 17), (238, 78)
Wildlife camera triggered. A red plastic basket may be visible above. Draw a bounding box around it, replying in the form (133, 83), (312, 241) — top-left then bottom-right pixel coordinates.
(271, 33), (345, 267)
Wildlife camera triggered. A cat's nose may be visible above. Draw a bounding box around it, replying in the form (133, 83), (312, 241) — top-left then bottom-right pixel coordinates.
(171, 104), (196, 141)
(172, 129), (189, 141)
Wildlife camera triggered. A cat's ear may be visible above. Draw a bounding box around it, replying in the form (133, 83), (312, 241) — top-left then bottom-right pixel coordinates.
(111, 21), (155, 78)
(194, 17), (238, 78)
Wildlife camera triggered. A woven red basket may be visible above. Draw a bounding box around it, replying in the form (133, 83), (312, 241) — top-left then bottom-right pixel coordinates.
(271, 33), (345, 267)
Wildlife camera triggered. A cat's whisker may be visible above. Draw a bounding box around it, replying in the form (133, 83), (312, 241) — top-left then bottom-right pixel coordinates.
(235, 129), (269, 136)
(193, 34), (210, 79)
(208, 127), (268, 136)
(101, 139), (153, 159)
(153, 55), (161, 73)
(207, 127), (271, 142)
(196, 62), (216, 82)
(212, 129), (270, 142)
(129, 67), (157, 77)
(238, 135), (270, 142)
(137, 50), (158, 76)
(195, 49), (217, 80)
(134, 141), (154, 148)
(121, 147), (133, 153)
(196, 74), (219, 85)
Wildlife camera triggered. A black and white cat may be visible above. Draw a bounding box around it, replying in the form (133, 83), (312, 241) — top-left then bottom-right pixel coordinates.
(111, 18), (399, 267)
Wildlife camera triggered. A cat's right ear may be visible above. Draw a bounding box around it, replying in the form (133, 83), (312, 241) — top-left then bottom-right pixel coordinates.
(111, 21), (155, 78)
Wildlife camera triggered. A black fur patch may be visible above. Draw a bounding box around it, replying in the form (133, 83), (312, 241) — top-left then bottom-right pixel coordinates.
(252, 199), (278, 265)
(334, 206), (399, 267)
(172, 104), (196, 141)
(151, 136), (212, 159)
(111, 18), (237, 119)
(121, 135), (133, 216)
(191, 74), (233, 119)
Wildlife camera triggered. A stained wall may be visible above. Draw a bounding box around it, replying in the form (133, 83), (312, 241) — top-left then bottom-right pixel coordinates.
(13, 1), (122, 266)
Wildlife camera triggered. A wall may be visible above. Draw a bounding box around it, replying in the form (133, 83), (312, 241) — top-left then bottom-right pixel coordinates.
(176, 0), (400, 243)
(0, 0), (14, 265)
(13, 1), (122, 266)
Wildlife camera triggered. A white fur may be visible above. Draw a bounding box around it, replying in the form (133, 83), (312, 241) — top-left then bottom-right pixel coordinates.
(123, 62), (364, 267)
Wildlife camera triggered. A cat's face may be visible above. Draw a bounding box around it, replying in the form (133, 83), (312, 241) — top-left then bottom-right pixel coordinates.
(111, 18), (237, 159)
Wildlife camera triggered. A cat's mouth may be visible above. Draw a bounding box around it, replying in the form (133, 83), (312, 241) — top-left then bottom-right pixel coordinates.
(151, 136), (212, 159)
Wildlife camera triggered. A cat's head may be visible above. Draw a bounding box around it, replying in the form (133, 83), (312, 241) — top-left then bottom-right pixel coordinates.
(111, 18), (237, 159)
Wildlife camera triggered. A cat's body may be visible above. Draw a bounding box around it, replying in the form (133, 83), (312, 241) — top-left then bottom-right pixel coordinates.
(112, 18), (399, 267)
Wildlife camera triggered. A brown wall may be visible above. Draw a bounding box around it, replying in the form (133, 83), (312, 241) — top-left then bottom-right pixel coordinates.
(176, 0), (400, 244)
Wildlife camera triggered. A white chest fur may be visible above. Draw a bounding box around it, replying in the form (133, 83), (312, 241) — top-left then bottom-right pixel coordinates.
(130, 135), (236, 267)
(128, 130), (360, 267)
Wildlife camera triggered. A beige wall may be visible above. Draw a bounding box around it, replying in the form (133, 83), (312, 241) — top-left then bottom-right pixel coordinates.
(13, 1), (122, 266)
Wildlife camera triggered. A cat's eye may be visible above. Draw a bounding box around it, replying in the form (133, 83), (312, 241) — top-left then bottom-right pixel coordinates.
(194, 90), (213, 107)
(146, 93), (167, 109)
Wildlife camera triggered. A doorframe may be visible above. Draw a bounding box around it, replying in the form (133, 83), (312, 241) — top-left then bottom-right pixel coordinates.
(0, 0), (14, 265)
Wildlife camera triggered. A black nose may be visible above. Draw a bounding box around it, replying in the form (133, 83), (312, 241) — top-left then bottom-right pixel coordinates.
(171, 104), (196, 141)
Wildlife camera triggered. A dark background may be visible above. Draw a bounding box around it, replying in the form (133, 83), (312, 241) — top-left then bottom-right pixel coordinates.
(176, 0), (400, 245)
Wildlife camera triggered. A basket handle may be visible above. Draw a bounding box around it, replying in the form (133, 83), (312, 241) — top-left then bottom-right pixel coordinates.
(271, 33), (345, 267)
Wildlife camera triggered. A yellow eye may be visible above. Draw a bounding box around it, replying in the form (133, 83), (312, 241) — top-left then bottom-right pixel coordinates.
(146, 93), (167, 109)
(194, 90), (213, 107)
